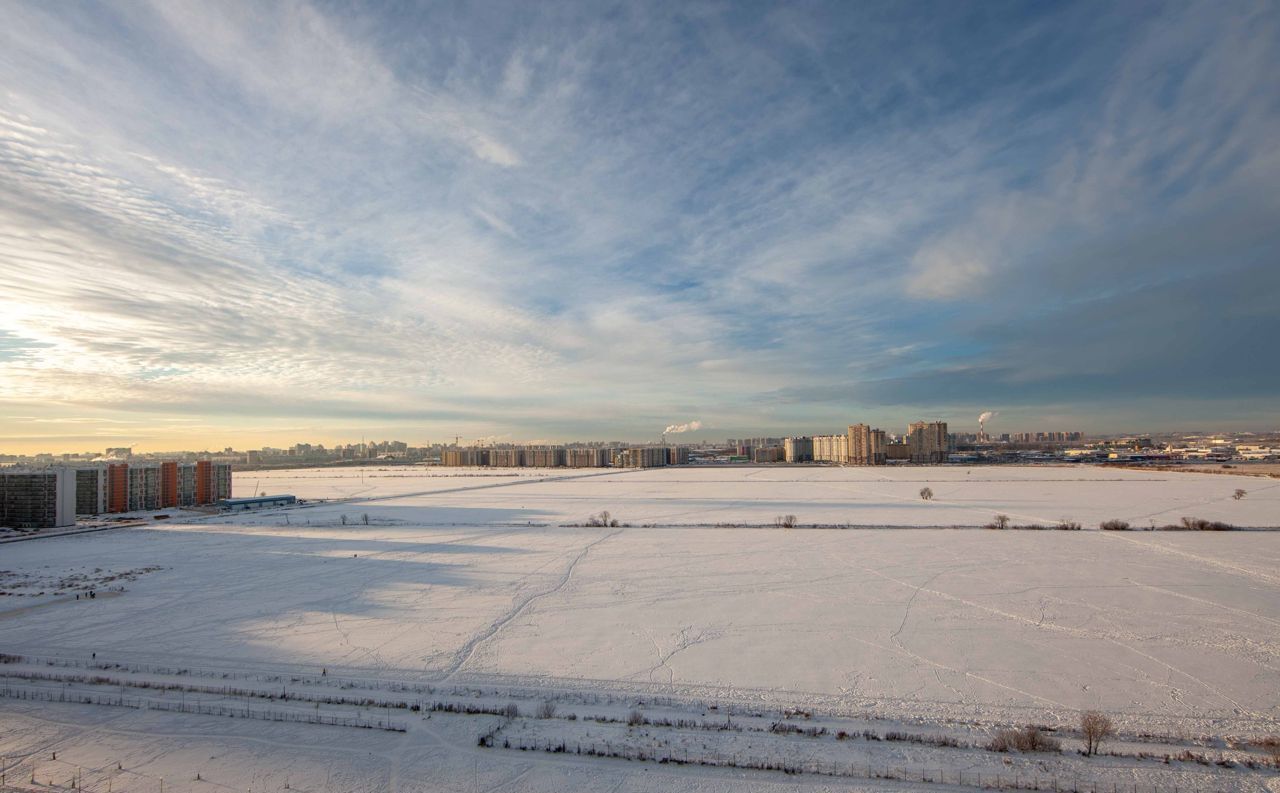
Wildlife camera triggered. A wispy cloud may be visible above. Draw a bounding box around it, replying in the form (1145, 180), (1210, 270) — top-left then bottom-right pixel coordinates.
(1, 1), (1277, 451)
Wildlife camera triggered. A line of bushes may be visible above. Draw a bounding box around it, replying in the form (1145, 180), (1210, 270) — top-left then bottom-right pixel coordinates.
(1101, 517), (1235, 531)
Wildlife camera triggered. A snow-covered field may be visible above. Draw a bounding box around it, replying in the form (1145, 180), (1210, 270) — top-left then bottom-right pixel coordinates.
(2, 465), (1279, 791)
(236, 463), (1280, 528)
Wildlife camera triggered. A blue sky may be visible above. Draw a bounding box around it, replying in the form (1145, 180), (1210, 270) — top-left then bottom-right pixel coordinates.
(1, 1), (1277, 451)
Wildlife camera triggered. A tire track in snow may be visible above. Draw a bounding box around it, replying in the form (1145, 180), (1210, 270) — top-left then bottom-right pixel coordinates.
(862, 564), (1269, 719)
(440, 529), (621, 681)
(1097, 531), (1280, 587)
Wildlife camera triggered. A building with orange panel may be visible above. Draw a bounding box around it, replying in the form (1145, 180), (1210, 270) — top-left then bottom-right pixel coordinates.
(160, 461), (178, 508)
(107, 463), (129, 513)
(195, 460), (212, 505)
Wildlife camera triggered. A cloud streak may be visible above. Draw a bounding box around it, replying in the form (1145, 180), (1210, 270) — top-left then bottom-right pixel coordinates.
(1, 1), (1277, 451)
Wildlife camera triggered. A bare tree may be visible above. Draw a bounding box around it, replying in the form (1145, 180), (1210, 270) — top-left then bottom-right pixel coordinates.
(781, 514), (797, 529)
(919, 487), (933, 501)
(536, 700), (556, 719)
(987, 514), (1010, 530)
(1233, 488), (1247, 501)
(1081, 710), (1115, 756)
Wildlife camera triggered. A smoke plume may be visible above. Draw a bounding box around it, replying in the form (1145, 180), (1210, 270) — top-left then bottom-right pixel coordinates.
(664, 420), (703, 434)
(978, 411), (997, 426)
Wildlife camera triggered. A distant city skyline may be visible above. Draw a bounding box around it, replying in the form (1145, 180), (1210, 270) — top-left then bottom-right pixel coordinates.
(6, 423), (1277, 460)
(2, 2), (1278, 453)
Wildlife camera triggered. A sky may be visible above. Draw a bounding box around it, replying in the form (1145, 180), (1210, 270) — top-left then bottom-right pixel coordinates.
(1, 1), (1278, 453)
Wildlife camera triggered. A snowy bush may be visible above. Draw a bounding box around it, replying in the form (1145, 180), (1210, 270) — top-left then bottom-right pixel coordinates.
(1178, 517), (1234, 531)
(1099, 519), (1130, 531)
(987, 725), (1060, 753)
(1255, 735), (1280, 766)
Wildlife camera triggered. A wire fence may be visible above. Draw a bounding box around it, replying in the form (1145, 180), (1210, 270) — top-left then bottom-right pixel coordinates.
(486, 735), (1231, 793)
(0, 685), (406, 732)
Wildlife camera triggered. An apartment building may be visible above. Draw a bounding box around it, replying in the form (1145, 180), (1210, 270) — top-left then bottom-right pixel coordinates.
(0, 467), (76, 528)
(75, 466), (107, 515)
(784, 436), (813, 462)
(615, 447), (668, 468)
(441, 449), (490, 466)
(907, 421), (949, 463)
(128, 463), (161, 511)
(848, 424), (887, 465)
(487, 448), (526, 467)
(812, 433), (850, 463)
(566, 447), (612, 467)
(753, 446), (784, 463)
(526, 447), (567, 467)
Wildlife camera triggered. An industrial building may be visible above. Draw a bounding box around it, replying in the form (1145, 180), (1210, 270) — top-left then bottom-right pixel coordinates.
(219, 494), (297, 512)
(0, 467), (77, 528)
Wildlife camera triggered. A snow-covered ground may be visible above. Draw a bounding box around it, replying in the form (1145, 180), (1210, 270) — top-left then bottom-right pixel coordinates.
(2, 465), (1278, 791)
(234, 463), (1280, 527)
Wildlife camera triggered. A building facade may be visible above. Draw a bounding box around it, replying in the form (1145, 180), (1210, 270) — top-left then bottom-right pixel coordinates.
(441, 449), (490, 466)
(812, 434), (850, 463)
(907, 421), (949, 463)
(566, 447), (611, 467)
(75, 467), (107, 516)
(753, 446), (784, 463)
(784, 436), (813, 462)
(848, 424), (887, 465)
(1, 467), (76, 528)
(615, 447), (668, 468)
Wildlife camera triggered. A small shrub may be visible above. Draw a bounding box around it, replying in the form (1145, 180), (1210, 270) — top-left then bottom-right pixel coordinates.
(919, 487), (933, 501)
(627, 709), (646, 726)
(1233, 488), (1246, 501)
(1179, 517), (1233, 531)
(1055, 520), (1081, 531)
(988, 725), (1061, 753)
(1100, 519), (1130, 531)
(536, 700), (556, 719)
(986, 514), (1010, 530)
(503, 702), (519, 719)
(1257, 735), (1280, 766)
